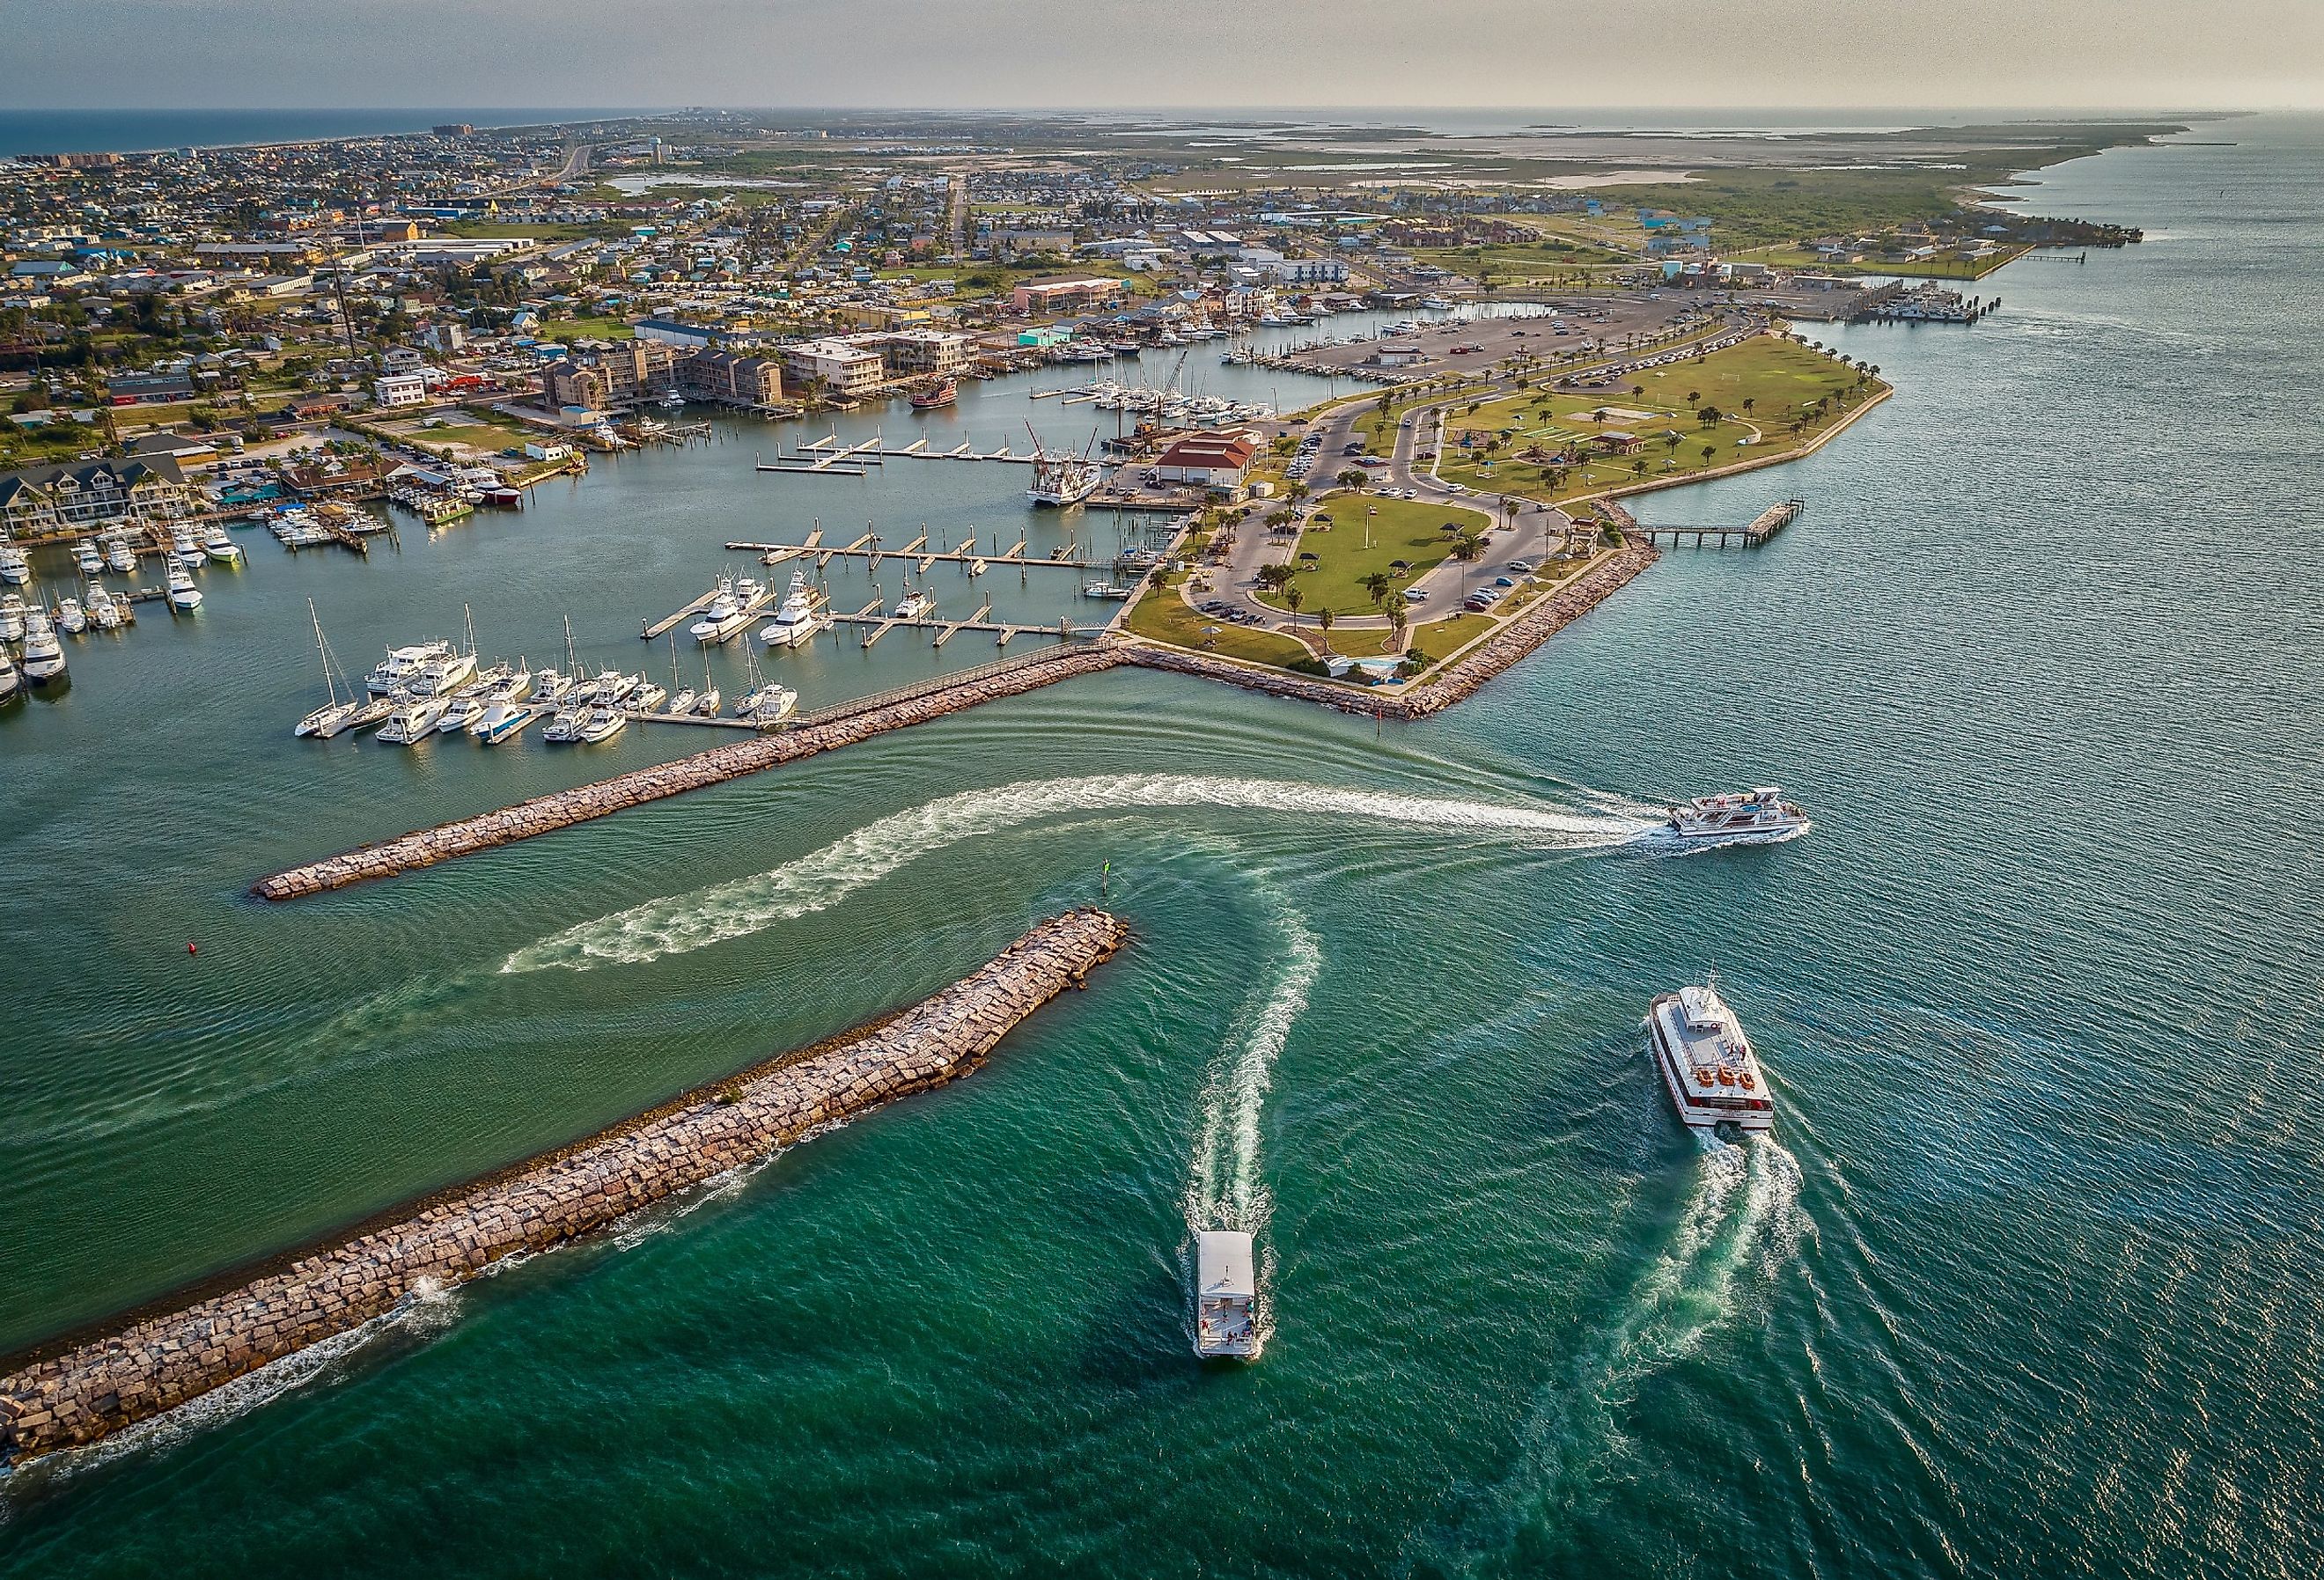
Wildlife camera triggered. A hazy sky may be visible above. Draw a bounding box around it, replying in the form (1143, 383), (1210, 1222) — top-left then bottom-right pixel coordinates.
(8, 0), (2319, 112)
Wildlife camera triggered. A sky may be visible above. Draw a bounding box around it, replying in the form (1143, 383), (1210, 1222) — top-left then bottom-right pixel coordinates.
(5, 0), (2319, 112)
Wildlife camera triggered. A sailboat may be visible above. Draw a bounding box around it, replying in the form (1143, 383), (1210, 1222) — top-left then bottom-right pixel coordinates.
(691, 651), (722, 717)
(297, 600), (393, 737)
(663, 636), (696, 716)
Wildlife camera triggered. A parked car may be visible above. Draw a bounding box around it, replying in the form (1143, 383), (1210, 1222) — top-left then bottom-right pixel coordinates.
(1507, 560), (1534, 573)
(1401, 587), (1429, 603)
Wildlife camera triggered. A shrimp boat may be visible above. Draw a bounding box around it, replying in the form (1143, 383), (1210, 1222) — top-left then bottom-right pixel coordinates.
(1025, 422), (1103, 507)
(1646, 977), (1775, 1136)
(1662, 788), (1809, 842)
(1195, 1231), (1259, 1359)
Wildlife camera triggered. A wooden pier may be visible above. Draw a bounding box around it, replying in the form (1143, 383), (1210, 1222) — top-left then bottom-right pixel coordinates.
(726, 537), (1100, 571)
(1630, 498), (1804, 549)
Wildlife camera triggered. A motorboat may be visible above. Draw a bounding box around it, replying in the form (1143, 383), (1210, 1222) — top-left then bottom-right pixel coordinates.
(366, 641), (455, 694)
(540, 707), (585, 743)
(738, 680), (798, 724)
(55, 596), (86, 635)
(202, 525), (243, 564)
(471, 701), (535, 744)
(893, 587), (935, 621)
(105, 537), (136, 574)
(690, 579), (752, 643)
(1646, 977), (1775, 1136)
(0, 540), (29, 584)
(1662, 788), (1809, 842)
(1194, 1231), (1259, 1359)
(435, 694), (486, 734)
(19, 610), (65, 683)
(586, 667), (640, 705)
(166, 563), (202, 611)
(405, 648), (477, 697)
(87, 587), (126, 630)
(0, 593), (25, 643)
(0, 643), (18, 702)
(759, 572), (829, 647)
(171, 526), (202, 563)
(375, 694), (450, 744)
(572, 702), (628, 743)
(476, 658), (533, 703)
(531, 668), (573, 705)
(75, 541), (103, 577)
(630, 679), (667, 710)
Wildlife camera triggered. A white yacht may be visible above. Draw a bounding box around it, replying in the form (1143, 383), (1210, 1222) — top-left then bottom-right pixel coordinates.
(531, 668), (573, 706)
(375, 694), (450, 744)
(0, 540), (29, 584)
(105, 538), (136, 574)
(540, 706), (585, 744)
(0, 643), (18, 702)
(406, 648), (477, 697)
(893, 587), (935, 621)
(472, 701), (535, 744)
(586, 667), (639, 705)
(572, 702), (628, 743)
(690, 580), (754, 644)
(739, 680), (798, 724)
(1646, 978), (1775, 1136)
(171, 526), (202, 564)
(202, 525), (243, 564)
(630, 679), (667, 710)
(166, 563), (202, 611)
(1662, 788), (1809, 842)
(55, 596), (86, 635)
(75, 541), (103, 577)
(0, 592), (26, 643)
(19, 610), (65, 684)
(759, 572), (829, 647)
(87, 587), (126, 630)
(367, 641), (455, 695)
(1194, 1231), (1259, 1359)
(435, 694), (486, 734)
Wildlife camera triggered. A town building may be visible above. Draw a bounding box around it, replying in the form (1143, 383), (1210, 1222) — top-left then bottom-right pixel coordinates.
(1011, 276), (1125, 315)
(0, 457), (197, 540)
(676, 350), (784, 407)
(781, 337), (885, 398)
(543, 339), (678, 408)
(374, 372), (429, 408)
(1151, 431), (1259, 492)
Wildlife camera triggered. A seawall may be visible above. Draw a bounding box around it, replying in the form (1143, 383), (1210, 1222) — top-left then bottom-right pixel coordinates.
(0, 909), (1128, 1466)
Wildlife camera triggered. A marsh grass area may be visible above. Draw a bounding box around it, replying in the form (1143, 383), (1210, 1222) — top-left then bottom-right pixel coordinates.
(1432, 336), (1873, 499)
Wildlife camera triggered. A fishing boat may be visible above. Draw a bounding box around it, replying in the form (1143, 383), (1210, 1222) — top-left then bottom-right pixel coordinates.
(19, 610), (65, 684)
(104, 537), (136, 575)
(689, 577), (751, 643)
(1025, 423), (1104, 507)
(540, 706), (585, 744)
(55, 596), (86, 635)
(202, 525), (243, 564)
(471, 701), (535, 744)
(1661, 788), (1809, 842)
(1082, 580), (1134, 599)
(75, 541), (103, 577)
(375, 694), (450, 745)
(909, 378), (957, 409)
(435, 694), (486, 734)
(1194, 1231), (1259, 1359)
(171, 526), (202, 565)
(572, 702), (628, 743)
(166, 562), (202, 612)
(739, 679), (798, 724)
(0, 592), (26, 642)
(758, 571), (829, 647)
(585, 667), (639, 705)
(0, 540), (30, 584)
(1646, 976), (1775, 1136)
(87, 587), (126, 630)
(893, 586), (935, 621)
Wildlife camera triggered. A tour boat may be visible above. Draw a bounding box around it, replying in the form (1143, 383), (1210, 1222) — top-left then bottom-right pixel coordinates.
(893, 587), (935, 621)
(202, 525), (243, 564)
(0, 540), (30, 584)
(0, 592), (25, 642)
(909, 378), (957, 409)
(166, 563), (202, 612)
(471, 701), (534, 744)
(55, 596), (86, 635)
(1645, 977), (1775, 1136)
(19, 610), (65, 684)
(1194, 1231), (1259, 1359)
(367, 641), (455, 694)
(375, 694), (450, 745)
(758, 572), (829, 647)
(1662, 787), (1809, 842)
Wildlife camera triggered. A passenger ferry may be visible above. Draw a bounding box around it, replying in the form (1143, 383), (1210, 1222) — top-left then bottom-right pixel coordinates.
(1194, 1231), (1259, 1359)
(1645, 978), (1775, 1136)
(1662, 787), (1809, 841)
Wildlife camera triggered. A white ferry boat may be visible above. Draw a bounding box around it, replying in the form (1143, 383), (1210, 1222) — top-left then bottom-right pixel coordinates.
(1645, 978), (1775, 1136)
(1662, 787), (1808, 842)
(1195, 1231), (1259, 1359)
(758, 573), (829, 647)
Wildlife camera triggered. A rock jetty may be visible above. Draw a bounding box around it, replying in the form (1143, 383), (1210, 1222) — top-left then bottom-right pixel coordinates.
(0, 909), (1127, 1466)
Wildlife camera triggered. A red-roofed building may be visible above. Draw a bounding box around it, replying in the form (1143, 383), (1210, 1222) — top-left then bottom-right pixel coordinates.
(1151, 431), (1259, 491)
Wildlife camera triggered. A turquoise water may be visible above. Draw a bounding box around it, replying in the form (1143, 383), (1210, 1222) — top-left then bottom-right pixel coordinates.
(4, 119), (2320, 1576)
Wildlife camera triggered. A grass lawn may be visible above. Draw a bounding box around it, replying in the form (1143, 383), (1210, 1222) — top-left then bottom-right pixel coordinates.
(1735, 243), (2027, 281)
(535, 316), (634, 342)
(436, 219), (622, 243)
(1253, 490), (1493, 619)
(412, 423), (524, 454)
(1125, 576), (1313, 668)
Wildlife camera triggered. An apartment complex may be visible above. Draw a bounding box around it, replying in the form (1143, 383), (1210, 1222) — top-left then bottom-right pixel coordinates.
(0, 457), (198, 540)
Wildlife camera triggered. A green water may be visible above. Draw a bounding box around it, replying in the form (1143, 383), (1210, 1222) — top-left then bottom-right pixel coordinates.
(4, 121), (2321, 1576)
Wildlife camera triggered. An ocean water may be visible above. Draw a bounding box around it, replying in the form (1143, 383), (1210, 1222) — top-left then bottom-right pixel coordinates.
(2, 117), (2320, 1577)
(0, 110), (637, 157)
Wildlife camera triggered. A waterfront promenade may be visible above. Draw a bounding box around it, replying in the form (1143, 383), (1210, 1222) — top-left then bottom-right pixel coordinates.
(0, 909), (1128, 1464)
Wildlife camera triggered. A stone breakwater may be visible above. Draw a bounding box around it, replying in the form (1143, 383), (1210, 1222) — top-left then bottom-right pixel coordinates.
(0, 910), (1127, 1466)
(253, 644), (1129, 900)
(1120, 547), (1658, 719)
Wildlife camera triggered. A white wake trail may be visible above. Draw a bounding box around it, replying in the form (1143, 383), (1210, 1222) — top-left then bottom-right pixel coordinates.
(503, 773), (1647, 974)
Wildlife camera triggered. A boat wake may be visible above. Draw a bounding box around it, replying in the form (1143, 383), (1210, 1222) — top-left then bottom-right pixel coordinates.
(1433, 1134), (1806, 1571)
(1635, 819), (1813, 857)
(1180, 909), (1320, 1358)
(502, 773), (1648, 974)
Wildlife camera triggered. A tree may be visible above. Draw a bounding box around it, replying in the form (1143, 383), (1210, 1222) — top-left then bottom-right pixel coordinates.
(1336, 468), (1366, 489)
(1285, 480), (1309, 503)
(1450, 532), (1486, 563)
(1686, 390), (1701, 407)
(1282, 581), (1305, 625)
(1631, 458), (1648, 478)
(1362, 571), (1394, 607)
(1386, 604), (1409, 650)
(1741, 397), (1754, 415)
(1316, 606), (1335, 652)
(1630, 385), (1644, 399)
(1699, 444), (1717, 466)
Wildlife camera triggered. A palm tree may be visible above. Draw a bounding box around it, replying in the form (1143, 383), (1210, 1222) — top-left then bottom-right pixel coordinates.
(1283, 581), (1305, 625)
(1386, 604), (1409, 650)
(1686, 390), (1701, 407)
(1315, 606), (1335, 652)
(1699, 443), (1717, 467)
(1362, 570), (1393, 607)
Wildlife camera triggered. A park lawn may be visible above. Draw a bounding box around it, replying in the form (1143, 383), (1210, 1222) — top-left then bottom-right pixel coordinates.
(1253, 491), (1493, 619)
(1125, 577), (1313, 669)
(435, 219), (622, 243)
(536, 316), (635, 342)
(415, 423), (526, 454)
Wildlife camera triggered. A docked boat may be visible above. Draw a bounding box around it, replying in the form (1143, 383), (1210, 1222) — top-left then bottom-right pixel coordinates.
(909, 378), (957, 409)
(893, 587), (935, 621)
(19, 610), (65, 684)
(532, 668), (572, 705)
(572, 702), (628, 743)
(87, 587), (125, 630)
(586, 667), (640, 705)
(0, 540), (30, 584)
(366, 641), (455, 695)
(1645, 978), (1775, 1136)
(0, 643), (18, 702)
(166, 563), (202, 611)
(739, 679), (798, 724)
(1026, 448), (1103, 508)
(540, 707), (585, 744)
(296, 601), (367, 739)
(104, 537), (136, 575)
(0, 592), (25, 642)
(436, 694), (486, 734)
(476, 658), (533, 703)
(689, 577), (751, 644)
(1082, 580), (1134, 599)
(630, 679), (667, 711)
(171, 526), (202, 563)
(375, 694), (450, 745)
(75, 541), (103, 577)
(55, 596), (86, 635)
(1194, 1231), (1259, 1359)
(202, 525), (243, 564)
(1662, 788), (1809, 842)
(758, 572), (829, 647)
(406, 648), (477, 697)
(471, 701), (535, 744)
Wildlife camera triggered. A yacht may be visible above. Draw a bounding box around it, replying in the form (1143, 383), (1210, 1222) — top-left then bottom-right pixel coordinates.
(435, 694), (486, 734)
(1646, 977), (1775, 1136)
(0, 592), (26, 643)
(690, 579), (751, 643)
(471, 700), (535, 744)
(105, 538), (136, 574)
(376, 694), (450, 744)
(367, 641), (455, 695)
(739, 680), (798, 724)
(1662, 788), (1809, 842)
(166, 563), (202, 611)
(1194, 1231), (1259, 1359)
(0, 540), (29, 584)
(171, 526), (202, 563)
(540, 706), (585, 744)
(630, 678), (667, 711)
(758, 572), (829, 647)
(531, 667), (573, 706)
(477, 658), (533, 703)
(0, 643), (18, 702)
(19, 610), (64, 684)
(572, 702), (628, 743)
(87, 587), (126, 630)
(202, 525), (243, 564)
(75, 541), (103, 577)
(893, 587), (935, 621)
(297, 599), (366, 738)
(405, 648), (477, 697)
(55, 596), (86, 635)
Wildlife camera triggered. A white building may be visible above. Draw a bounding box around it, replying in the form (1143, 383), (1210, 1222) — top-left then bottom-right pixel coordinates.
(374, 372), (428, 408)
(782, 338), (885, 396)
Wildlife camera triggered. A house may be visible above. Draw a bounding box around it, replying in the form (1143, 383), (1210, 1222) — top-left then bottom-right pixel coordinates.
(107, 373), (196, 407)
(1151, 431), (1259, 491)
(374, 372), (429, 408)
(0, 457), (197, 539)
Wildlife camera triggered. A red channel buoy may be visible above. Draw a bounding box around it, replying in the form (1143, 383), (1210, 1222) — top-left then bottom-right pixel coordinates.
(188, 941), (198, 956)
